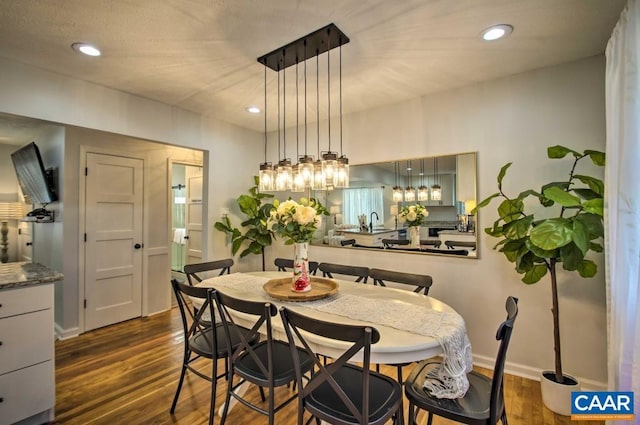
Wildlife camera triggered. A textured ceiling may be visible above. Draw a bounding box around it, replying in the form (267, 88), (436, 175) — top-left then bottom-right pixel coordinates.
(0, 0), (627, 138)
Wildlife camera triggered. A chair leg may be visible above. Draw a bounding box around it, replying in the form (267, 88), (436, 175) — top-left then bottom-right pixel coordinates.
(170, 348), (191, 413)
(427, 412), (434, 425)
(259, 386), (266, 402)
(219, 369), (235, 425)
(407, 401), (416, 425)
(209, 359), (218, 425)
(502, 410), (509, 425)
(397, 365), (403, 383)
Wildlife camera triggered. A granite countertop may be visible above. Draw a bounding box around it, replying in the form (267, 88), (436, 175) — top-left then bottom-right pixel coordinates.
(438, 230), (475, 235)
(0, 262), (63, 290)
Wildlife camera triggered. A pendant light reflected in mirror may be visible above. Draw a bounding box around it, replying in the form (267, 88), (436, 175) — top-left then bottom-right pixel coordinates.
(392, 161), (403, 202)
(404, 160), (416, 202)
(417, 159), (429, 201)
(431, 157), (442, 201)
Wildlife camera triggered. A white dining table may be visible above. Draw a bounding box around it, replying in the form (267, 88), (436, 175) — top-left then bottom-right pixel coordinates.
(194, 271), (472, 417)
(196, 271), (464, 365)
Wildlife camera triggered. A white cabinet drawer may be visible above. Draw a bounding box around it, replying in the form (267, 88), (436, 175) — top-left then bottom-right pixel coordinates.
(0, 309), (54, 375)
(0, 361), (55, 425)
(0, 285), (53, 319)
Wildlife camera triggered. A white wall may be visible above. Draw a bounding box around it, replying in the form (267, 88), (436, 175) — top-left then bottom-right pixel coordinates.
(266, 56), (608, 387)
(0, 55), (607, 386)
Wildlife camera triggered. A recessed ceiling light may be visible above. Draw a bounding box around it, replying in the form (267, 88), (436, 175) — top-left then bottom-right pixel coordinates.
(480, 24), (513, 41)
(246, 106), (261, 114)
(71, 42), (101, 56)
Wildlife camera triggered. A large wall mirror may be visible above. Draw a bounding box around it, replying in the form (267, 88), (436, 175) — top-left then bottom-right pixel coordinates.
(310, 152), (478, 258)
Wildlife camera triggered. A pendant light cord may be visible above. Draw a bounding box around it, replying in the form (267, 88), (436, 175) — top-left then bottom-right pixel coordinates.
(339, 42), (343, 156)
(304, 41), (308, 157)
(283, 50), (286, 160)
(296, 59), (299, 159)
(327, 28), (331, 153)
(277, 64), (281, 160)
(316, 51), (320, 157)
(264, 65), (267, 163)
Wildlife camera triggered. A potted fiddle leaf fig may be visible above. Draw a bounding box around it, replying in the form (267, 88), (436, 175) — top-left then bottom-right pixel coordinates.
(214, 177), (275, 271)
(472, 145), (605, 415)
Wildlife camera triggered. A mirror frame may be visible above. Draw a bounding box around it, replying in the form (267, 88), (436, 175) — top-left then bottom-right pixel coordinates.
(310, 152), (478, 259)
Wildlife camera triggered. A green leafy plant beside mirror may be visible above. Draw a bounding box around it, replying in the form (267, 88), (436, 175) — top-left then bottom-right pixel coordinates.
(472, 145), (605, 388)
(214, 177), (275, 271)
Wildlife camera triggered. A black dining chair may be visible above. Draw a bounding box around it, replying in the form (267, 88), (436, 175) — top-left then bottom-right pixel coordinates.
(280, 306), (404, 425)
(422, 247), (469, 256)
(318, 262), (370, 283)
(169, 279), (259, 425)
(382, 238), (411, 248)
(368, 268), (434, 383)
(274, 257), (319, 275)
(214, 290), (314, 425)
(404, 296), (519, 425)
(420, 239), (442, 249)
(445, 240), (477, 251)
(184, 258), (234, 285)
(340, 238), (357, 246)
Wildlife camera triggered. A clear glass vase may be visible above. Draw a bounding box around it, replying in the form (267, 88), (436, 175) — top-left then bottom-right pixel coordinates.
(292, 242), (311, 292)
(409, 226), (421, 247)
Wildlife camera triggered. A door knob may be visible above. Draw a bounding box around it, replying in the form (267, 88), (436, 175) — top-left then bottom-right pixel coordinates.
(183, 235), (189, 240)
(26, 242), (32, 246)
(134, 243), (142, 249)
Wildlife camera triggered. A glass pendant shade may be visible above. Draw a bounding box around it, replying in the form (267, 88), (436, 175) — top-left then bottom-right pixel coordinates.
(275, 159), (293, 191)
(259, 163), (275, 191)
(321, 152), (338, 187)
(334, 156), (349, 188)
(404, 186), (416, 202)
(431, 184), (442, 201)
(312, 159), (326, 190)
(291, 168), (306, 192)
(417, 185), (429, 201)
(298, 156), (315, 188)
(392, 186), (404, 202)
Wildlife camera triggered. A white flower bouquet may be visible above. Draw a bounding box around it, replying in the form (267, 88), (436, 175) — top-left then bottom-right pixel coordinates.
(398, 204), (429, 227)
(269, 198), (328, 244)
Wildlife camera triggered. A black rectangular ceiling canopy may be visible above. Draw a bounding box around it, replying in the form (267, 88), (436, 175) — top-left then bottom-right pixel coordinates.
(257, 23), (350, 72)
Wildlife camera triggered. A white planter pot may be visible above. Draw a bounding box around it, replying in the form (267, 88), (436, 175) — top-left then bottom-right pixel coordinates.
(540, 371), (580, 416)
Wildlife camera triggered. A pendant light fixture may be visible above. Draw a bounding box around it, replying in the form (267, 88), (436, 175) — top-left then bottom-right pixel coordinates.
(392, 161), (404, 202)
(404, 160), (416, 202)
(417, 158), (429, 201)
(291, 59), (305, 192)
(334, 43), (349, 188)
(258, 66), (275, 191)
(297, 41), (315, 188)
(312, 50), (326, 190)
(257, 23), (350, 192)
(274, 61), (292, 191)
(431, 156), (442, 201)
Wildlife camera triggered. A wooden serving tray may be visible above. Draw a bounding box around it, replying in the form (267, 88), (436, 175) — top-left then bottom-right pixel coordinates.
(263, 277), (339, 301)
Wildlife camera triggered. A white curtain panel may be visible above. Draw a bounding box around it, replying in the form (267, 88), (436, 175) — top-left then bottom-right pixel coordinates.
(605, 0), (640, 423)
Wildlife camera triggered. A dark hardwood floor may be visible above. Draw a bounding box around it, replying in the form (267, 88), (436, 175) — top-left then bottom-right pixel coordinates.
(53, 308), (602, 424)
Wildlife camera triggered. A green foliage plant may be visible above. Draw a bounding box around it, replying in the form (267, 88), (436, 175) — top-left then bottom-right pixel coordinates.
(214, 177), (275, 271)
(472, 145), (605, 384)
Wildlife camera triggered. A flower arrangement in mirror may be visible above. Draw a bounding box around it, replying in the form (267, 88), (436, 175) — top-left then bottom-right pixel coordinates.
(398, 204), (429, 247)
(269, 198), (328, 292)
(398, 204), (429, 227)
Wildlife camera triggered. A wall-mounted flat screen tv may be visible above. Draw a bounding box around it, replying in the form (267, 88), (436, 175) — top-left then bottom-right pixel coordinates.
(11, 142), (58, 204)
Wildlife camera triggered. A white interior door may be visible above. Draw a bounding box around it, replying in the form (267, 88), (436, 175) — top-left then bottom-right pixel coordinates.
(84, 153), (143, 331)
(185, 166), (203, 265)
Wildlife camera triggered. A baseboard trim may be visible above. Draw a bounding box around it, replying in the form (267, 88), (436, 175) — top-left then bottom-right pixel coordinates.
(472, 354), (607, 391)
(55, 323), (79, 340)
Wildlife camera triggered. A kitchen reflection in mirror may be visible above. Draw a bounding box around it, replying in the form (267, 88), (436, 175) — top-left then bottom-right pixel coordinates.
(311, 152), (478, 258)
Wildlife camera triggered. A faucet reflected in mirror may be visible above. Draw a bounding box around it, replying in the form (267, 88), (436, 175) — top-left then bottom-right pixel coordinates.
(369, 211), (379, 232)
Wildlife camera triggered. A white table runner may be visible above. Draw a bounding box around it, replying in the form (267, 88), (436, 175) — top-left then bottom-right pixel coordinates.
(203, 272), (472, 398)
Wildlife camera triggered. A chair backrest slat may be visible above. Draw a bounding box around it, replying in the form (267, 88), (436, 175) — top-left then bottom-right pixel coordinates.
(184, 258), (234, 285)
(274, 258), (319, 275)
(171, 278), (215, 348)
(369, 268), (433, 295)
(318, 262), (369, 283)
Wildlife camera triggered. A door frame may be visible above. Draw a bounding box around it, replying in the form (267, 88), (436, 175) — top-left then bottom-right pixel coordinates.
(167, 158), (207, 273)
(78, 146), (148, 334)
